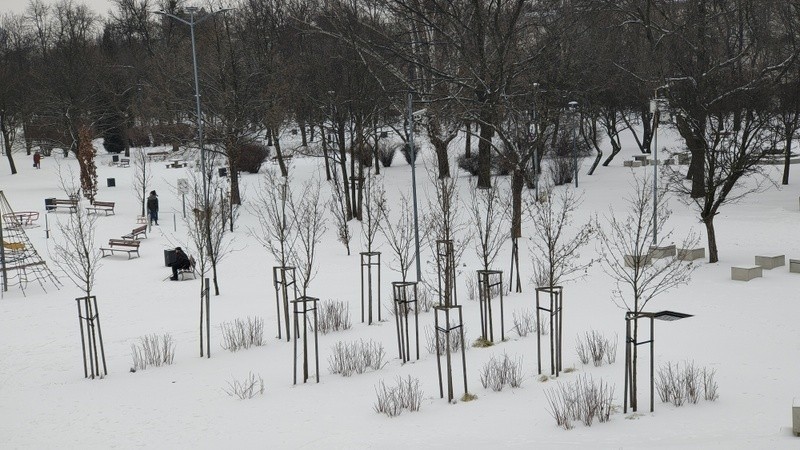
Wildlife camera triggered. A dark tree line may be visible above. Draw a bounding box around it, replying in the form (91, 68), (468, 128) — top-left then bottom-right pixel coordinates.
(1, 0), (798, 261)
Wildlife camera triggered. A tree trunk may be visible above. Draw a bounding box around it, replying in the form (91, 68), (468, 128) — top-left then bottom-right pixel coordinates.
(464, 121), (472, 158)
(782, 132), (793, 185)
(704, 215), (718, 263)
(300, 122), (308, 147)
(337, 122), (353, 220)
(212, 262), (220, 296)
(675, 115), (706, 198)
(511, 167), (523, 239)
(229, 161), (241, 205)
(601, 139), (621, 167)
(272, 128), (288, 177)
(631, 317), (639, 411)
(23, 120), (32, 156)
(477, 121), (494, 188)
(0, 114), (17, 175)
(321, 123), (332, 181)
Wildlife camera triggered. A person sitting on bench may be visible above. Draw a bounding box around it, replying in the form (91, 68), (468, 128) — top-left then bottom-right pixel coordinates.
(169, 247), (191, 281)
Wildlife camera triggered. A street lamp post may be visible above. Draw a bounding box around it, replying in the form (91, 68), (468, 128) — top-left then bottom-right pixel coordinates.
(649, 95), (668, 246)
(624, 310), (692, 413)
(568, 101), (579, 188)
(530, 83), (540, 197)
(153, 6), (232, 257)
(407, 91), (422, 282)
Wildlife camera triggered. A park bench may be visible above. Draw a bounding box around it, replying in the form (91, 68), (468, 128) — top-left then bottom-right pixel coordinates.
(86, 201), (115, 216)
(2, 240), (25, 252)
(147, 151), (170, 162)
(3, 211), (39, 228)
(119, 158), (130, 168)
(122, 224), (148, 240)
(178, 255), (197, 280)
(754, 254), (785, 270)
(100, 239), (141, 259)
(46, 198), (78, 213)
(731, 265), (762, 281)
(165, 160), (187, 169)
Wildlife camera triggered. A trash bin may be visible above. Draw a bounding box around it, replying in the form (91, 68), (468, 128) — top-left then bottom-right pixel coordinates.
(164, 249), (177, 267)
(107, 178), (116, 187)
(45, 198), (56, 211)
(112, 154), (119, 163)
(218, 167), (228, 177)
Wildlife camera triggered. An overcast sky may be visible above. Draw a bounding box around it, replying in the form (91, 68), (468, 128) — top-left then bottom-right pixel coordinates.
(2, 0), (117, 16)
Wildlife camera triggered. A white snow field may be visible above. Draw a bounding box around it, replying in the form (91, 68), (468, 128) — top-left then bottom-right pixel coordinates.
(1, 131), (799, 449)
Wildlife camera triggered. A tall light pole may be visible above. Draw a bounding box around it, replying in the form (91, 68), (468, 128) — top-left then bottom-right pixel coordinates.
(650, 94), (668, 246)
(530, 83), (540, 197)
(407, 91), (422, 282)
(568, 101), (579, 188)
(153, 6), (232, 257)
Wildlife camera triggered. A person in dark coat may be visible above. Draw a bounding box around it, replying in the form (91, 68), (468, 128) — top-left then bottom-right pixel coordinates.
(146, 190), (159, 225)
(33, 151), (41, 169)
(169, 247), (191, 280)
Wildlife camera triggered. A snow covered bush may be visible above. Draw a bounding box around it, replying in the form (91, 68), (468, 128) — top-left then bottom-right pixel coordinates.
(655, 361), (719, 406)
(220, 317), (265, 352)
(377, 142), (399, 167)
(480, 354), (524, 391)
(512, 309), (535, 337)
(575, 331), (618, 367)
(544, 374), (614, 430)
(130, 333), (175, 372)
(328, 339), (387, 376)
(315, 300), (352, 334)
(374, 376), (423, 417)
(224, 372), (265, 400)
(425, 325), (466, 355)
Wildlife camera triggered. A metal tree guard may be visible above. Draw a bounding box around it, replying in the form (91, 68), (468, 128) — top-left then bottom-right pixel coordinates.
(75, 296), (107, 379)
(535, 286), (563, 376)
(292, 296), (320, 384)
(199, 277), (211, 358)
(273, 266), (298, 340)
(477, 270), (505, 342)
(361, 252), (381, 324)
(392, 281), (419, 363)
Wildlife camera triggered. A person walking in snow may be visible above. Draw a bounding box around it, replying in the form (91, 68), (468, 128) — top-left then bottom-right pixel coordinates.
(147, 190), (159, 226)
(33, 151), (41, 169)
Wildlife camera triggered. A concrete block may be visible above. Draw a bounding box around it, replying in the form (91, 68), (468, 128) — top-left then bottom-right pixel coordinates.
(731, 265), (762, 281)
(755, 254), (785, 270)
(789, 259), (800, 273)
(650, 245), (677, 259)
(624, 160), (643, 168)
(677, 248), (705, 261)
(633, 155), (648, 162)
(624, 254), (653, 268)
(794, 398), (800, 436)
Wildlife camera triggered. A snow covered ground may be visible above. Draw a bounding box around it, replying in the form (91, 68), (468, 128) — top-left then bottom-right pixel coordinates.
(1, 131), (799, 449)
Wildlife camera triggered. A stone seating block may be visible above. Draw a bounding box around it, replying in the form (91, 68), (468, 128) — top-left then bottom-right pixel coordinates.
(731, 265), (762, 281)
(755, 254), (785, 270)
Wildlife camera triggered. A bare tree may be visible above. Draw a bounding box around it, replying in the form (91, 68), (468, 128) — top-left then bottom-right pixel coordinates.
(526, 186), (595, 289)
(132, 147), (152, 217)
(249, 168), (294, 268)
(667, 111), (775, 263)
(379, 195), (416, 282)
(469, 181), (509, 272)
(328, 176), (352, 255)
(425, 169), (471, 267)
(598, 174), (697, 412)
(361, 173), (386, 253)
(184, 173), (237, 296)
(52, 177), (100, 298)
(289, 179), (327, 296)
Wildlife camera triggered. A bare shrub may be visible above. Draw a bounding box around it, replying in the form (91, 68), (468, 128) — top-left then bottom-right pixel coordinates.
(329, 339), (387, 376)
(513, 309), (535, 337)
(378, 142), (399, 167)
(575, 331), (618, 367)
(328, 178), (352, 255)
(425, 325), (466, 355)
(374, 376), (423, 417)
(130, 333), (175, 372)
(544, 374), (615, 430)
(220, 317), (265, 352)
(316, 300), (352, 334)
(233, 143), (270, 173)
(703, 368), (719, 401)
(656, 361), (719, 406)
(480, 354), (524, 391)
(224, 372), (265, 400)
(416, 285), (435, 313)
(466, 276), (477, 302)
